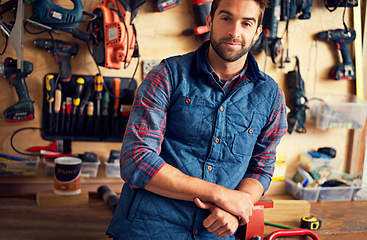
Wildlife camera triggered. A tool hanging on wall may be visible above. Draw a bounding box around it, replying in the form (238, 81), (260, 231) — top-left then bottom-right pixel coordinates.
(91, 0), (143, 70)
(286, 57), (308, 134)
(315, 28), (356, 80)
(0, 0), (35, 122)
(30, 0), (96, 42)
(34, 39), (79, 82)
(154, 0), (181, 12)
(324, 0), (358, 12)
(251, 0), (313, 67)
(183, 0), (212, 43)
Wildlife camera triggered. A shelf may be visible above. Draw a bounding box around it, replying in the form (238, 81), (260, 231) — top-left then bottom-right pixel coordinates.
(0, 158), (124, 195)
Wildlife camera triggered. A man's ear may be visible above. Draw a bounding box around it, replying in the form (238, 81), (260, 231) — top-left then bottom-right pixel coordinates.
(255, 24), (262, 38)
(206, 13), (212, 29)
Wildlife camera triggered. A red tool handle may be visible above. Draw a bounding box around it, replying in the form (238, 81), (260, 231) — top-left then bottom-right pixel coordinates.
(266, 229), (321, 240)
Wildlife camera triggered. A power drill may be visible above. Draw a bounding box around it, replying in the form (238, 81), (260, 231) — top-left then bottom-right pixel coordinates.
(0, 58), (34, 122)
(315, 28), (356, 80)
(34, 39), (79, 82)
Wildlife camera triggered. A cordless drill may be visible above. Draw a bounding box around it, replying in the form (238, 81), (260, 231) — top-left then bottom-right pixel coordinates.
(34, 39), (79, 82)
(0, 57), (34, 122)
(315, 28), (356, 80)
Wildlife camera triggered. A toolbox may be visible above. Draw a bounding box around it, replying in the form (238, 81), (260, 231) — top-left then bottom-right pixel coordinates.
(41, 74), (137, 142)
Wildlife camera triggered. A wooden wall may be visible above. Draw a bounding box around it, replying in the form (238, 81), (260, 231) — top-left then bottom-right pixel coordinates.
(0, 0), (363, 176)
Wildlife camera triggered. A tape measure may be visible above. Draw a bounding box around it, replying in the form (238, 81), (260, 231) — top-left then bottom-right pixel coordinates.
(300, 216), (322, 230)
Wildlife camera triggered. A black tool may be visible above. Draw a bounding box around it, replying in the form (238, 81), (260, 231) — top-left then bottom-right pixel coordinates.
(76, 79), (93, 135)
(286, 57), (308, 134)
(70, 77), (85, 134)
(183, 0), (212, 42)
(31, 0), (93, 41)
(97, 185), (119, 212)
(85, 101), (94, 136)
(60, 101), (66, 135)
(154, 0), (180, 12)
(102, 92), (110, 139)
(1, 0), (34, 122)
(315, 28), (356, 80)
(34, 39), (79, 82)
(65, 97), (72, 135)
(0, 58), (34, 122)
(300, 216), (322, 230)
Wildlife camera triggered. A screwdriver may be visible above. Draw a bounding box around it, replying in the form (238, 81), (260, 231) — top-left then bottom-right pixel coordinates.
(54, 84), (62, 134)
(111, 78), (121, 137)
(94, 74), (104, 116)
(70, 77), (85, 134)
(76, 80), (93, 135)
(102, 92), (110, 139)
(85, 101), (94, 136)
(45, 74), (56, 131)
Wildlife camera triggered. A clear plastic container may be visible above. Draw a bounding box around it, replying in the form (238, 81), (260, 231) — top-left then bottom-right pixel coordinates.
(309, 93), (367, 130)
(285, 177), (320, 202)
(104, 161), (120, 178)
(0, 154), (39, 176)
(318, 185), (353, 202)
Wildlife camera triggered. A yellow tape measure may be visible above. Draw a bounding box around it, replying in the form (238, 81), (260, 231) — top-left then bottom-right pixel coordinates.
(300, 216), (322, 230)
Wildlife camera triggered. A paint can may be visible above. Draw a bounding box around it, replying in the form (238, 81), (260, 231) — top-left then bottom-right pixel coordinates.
(54, 157), (82, 195)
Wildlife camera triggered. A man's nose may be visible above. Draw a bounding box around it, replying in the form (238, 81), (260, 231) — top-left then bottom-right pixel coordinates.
(228, 22), (241, 38)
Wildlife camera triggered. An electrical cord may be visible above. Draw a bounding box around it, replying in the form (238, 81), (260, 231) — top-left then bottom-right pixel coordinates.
(10, 127), (44, 156)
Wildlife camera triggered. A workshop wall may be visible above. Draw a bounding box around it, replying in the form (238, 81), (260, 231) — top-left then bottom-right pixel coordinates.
(0, 0), (359, 176)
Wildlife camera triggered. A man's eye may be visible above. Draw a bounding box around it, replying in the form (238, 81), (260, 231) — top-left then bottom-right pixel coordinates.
(221, 16), (230, 21)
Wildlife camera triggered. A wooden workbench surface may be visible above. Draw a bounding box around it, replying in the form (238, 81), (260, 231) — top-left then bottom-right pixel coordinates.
(1, 193), (367, 240)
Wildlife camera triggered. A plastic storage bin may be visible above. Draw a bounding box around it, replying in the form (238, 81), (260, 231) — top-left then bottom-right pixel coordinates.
(309, 93), (367, 130)
(104, 161), (120, 178)
(0, 154), (39, 176)
(285, 178), (320, 202)
(318, 185), (353, 202)
(300, 152), (342, 172)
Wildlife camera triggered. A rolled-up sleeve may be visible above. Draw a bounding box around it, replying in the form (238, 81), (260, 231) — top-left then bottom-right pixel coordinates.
(119, 63), (171, 189)
(244, 87), (288, 192)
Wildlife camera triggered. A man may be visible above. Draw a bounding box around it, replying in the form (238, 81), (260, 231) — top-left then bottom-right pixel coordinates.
(107, 0), (287, 239)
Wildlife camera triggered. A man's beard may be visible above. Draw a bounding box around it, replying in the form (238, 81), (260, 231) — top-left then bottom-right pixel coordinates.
(210, 36), (253, 62)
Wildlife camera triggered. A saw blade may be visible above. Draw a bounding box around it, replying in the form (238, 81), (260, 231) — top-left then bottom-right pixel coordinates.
(9, 0), (24, 71)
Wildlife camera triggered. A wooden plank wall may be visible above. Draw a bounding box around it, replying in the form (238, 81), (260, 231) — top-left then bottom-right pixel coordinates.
(0, 0), (361, 177)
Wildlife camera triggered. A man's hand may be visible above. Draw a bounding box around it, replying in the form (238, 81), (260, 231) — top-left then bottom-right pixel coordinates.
(215, 189), (254, 225)
(195, 198), (239, 238)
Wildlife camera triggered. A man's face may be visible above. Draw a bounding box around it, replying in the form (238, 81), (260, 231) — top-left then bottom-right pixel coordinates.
(207, 0), (262, 62)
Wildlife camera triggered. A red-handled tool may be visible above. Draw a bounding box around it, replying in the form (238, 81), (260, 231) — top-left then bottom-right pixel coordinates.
(266, 229), (321, 240)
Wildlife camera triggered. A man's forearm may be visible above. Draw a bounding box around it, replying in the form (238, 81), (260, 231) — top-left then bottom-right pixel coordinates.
(235, 178), (264, 204)
(144, 163), (224, 203)
(144, 163), (258, 223)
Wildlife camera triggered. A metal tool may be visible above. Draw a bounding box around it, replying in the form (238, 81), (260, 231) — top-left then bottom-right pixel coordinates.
(183, 0), (212, 42)
(76, 79), (93, 135)
(31, 0), (92, 41)
(91, 0), (139, 69)
(54, 84), (62, 134)
(70, 77), (85, 134)
(1, 0), (34, 122)
(286, 57), (307, 134)
(34, 39), (79, 82)
(111, 78), (121, 137)
(154, 0), (180, 12)
(45, 74), (56, 131)
(315, 28), (356, 80)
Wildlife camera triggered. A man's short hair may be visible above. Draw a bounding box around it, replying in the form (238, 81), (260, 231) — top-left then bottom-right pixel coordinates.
(209, 0), (269, 28)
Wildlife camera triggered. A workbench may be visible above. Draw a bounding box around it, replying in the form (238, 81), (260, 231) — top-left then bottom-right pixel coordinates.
(1, 193), (366, 240)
